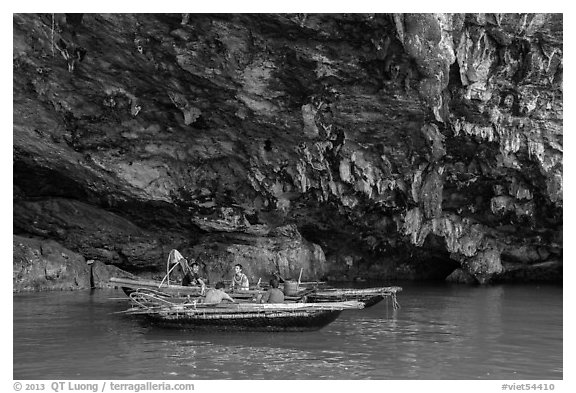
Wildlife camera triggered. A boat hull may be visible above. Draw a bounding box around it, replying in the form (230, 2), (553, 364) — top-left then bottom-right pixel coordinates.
(136, 309), (343, 332)
(122, 289), (362, 332)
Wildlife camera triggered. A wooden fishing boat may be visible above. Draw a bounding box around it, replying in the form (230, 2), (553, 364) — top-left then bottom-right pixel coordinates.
(121, 289), (364, 332)
(306, 286), (402, 308)
(109, 249), (314, 302)
(110, 276), (314, 304)
(109, 249), (402, 309)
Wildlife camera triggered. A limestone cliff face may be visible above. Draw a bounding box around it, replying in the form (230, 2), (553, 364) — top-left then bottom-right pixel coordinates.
(13, 13), (562, 290)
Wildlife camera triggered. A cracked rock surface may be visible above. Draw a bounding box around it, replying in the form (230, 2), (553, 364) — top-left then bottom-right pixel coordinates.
(13, 13), (562, 290)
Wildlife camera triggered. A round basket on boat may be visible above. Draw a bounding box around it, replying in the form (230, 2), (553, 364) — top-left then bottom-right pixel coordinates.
(283, 281), (299, 296)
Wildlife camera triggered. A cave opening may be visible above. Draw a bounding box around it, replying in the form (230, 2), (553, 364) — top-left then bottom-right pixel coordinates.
(13, 160), (91, 201)
(414, 234), (462, 280)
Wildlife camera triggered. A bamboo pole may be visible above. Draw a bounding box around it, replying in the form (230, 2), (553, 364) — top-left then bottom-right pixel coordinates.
(121, 307), (343, 318)
(123, 302), (362, 316)
(298, 281), (327, 286)
(314, 286), (403, 296)
(297, 268), (303, 291)
(160, 257), (180, 287)
(124, 294), (364, 313)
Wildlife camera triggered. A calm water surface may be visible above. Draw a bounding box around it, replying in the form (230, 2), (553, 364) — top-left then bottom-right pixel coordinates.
(13, 282), (562, 380)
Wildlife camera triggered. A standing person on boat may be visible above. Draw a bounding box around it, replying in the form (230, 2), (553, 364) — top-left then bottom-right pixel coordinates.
(259, 278), (285, 303)
(230, 264), (249, 291)
(182, 262), (207, 288)
(204, 282), (235, 304)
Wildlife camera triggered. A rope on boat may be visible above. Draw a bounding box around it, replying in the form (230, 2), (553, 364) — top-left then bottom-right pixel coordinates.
(135, 287), (173, 298)
(390, 292), (400, 310)
(129, 290), (178, 310)
(186, 298), (198, 309)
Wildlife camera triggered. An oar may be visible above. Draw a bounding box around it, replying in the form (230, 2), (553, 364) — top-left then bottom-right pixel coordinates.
(297, 268), (303, 292)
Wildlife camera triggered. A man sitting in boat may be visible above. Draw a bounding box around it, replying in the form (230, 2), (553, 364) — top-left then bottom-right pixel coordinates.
(182, 262), (207, 288)
(203, 282), (235, 304)
(230, 264), (249, 291)
(259, 278), (285, 303)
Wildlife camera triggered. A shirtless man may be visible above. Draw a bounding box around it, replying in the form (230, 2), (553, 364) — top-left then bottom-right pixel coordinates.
(203, 282), (235, 304)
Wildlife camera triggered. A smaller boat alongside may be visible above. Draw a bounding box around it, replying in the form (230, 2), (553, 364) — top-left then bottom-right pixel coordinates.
(306, 286), (402, 308)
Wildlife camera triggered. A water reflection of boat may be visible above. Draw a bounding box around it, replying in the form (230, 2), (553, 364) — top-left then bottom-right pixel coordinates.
(120, 289), (364, 332)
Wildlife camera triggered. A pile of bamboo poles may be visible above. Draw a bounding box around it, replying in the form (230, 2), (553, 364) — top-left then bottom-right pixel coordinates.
(307, 286), (402, 309)
(124, 289), (364, 317)
(313, 286), (402, 296)
(155, 311), (324, 320)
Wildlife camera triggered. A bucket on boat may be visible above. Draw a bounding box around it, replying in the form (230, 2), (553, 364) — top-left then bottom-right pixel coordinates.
(284, 280), (299, 296)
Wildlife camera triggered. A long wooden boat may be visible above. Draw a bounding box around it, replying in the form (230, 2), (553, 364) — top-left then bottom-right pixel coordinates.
(109, 276), (319, 303)
(109, 250), (402, 308)
(306, 286), (402, 308)
(110, 278), (402, 309)
(121, 289), (364, 332)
